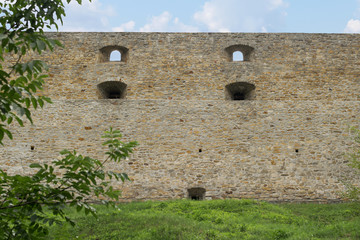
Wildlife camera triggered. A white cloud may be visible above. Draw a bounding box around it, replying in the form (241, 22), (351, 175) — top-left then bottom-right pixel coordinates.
(140, 11), (172, 32)
(193, 2), (230, 32)
(59, 0), (116, 31)
(139, 11), (198, 32)
(112, 21), (136, 32)
(194, 0), (288, 32)
(172, 17), (199, 32)
(269, 0), (286, 10)
(52, 0), (288, 32)
(344, 19), (360, 33)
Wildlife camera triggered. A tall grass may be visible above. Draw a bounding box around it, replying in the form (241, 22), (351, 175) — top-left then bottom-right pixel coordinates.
(47, 199), (360, 239)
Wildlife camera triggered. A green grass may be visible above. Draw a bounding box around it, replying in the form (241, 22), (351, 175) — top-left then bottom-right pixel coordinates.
(46, 199), (360, 240)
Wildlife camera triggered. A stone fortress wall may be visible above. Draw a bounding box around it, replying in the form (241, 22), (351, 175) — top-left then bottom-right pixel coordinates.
(2, 32), (360, 202)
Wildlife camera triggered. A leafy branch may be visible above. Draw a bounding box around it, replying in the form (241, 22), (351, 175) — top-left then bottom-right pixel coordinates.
(0, 1), (141, 239)
(0, 0), (84, 144)
(0, 128), (138, 239)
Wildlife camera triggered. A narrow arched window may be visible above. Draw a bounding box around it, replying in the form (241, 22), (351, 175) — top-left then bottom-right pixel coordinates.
(225, 44), (254, 62)
(99, 46), (128, 62)
(110, 50), (121, 61)
(233, 51), (244, 61)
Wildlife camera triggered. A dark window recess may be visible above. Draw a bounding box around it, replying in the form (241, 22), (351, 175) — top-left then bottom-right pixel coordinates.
(188, 187), (206, 200)
(97, 81), (127, 99)
(225, 82), (255, 100)
(30, 146), (35, 150)
(108, 91), (122, 99)
(233, 92), (246, 100)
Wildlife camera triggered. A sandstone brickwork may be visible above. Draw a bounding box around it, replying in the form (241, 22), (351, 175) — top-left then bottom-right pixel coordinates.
(1, 32), (360, 202)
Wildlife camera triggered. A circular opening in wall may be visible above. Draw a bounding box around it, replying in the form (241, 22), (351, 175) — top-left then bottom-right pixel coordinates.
(97, 81), (127, 99)
(188, 187), (206, 200)
(295, 149), (299, 153)
(225, 82), (255, 100)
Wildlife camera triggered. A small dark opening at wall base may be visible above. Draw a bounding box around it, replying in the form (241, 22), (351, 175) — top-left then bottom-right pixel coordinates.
(199, 149), (202, 152)
(295, 149), (299, 153)
(30, 146), (35, 151)
(188, 187), (206, 200)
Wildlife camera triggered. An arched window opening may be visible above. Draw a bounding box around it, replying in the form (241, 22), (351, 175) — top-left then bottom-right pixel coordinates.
(99, 46), (128, 62)
(225, 82), (255, 100)
(233, 51), (244, 61)
(188, 187), (206, 200)
(225, 44), (254, 62)
(110, 50), (121, 61)
(97, 81), (127, 99)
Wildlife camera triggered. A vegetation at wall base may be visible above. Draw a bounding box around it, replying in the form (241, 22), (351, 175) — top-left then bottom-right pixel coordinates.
(343, 126), (360, 201)
(46, 199), (360, 240)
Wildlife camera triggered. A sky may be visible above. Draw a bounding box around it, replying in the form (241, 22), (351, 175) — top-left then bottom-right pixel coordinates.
(58, 0), (360, 33)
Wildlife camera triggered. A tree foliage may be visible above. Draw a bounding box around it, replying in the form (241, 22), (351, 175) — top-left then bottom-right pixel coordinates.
(0, 0), (139, 239)
(0, 0), (87, 144)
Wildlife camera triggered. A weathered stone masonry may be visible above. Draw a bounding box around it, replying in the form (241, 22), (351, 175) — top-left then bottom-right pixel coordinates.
(2, 32), (360, 202)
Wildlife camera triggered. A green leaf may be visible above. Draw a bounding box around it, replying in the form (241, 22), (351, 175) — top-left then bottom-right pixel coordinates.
(28, 83), (37, 93)
(4, 128), (12, 139)
(43, 96), (52, 103)
(0, 130), (4, 143)
(36, 39), (46, 52)
(30, 163), (42, 169)
(2, 37), (9, 47)
(49, 219), (54, 226)
(24, 108), (32, 123)
(14, 115), (24, 126)
(76, 204), (82, 212)
(6, 116), (12, 124)
(31, 97), (37, 109)
(25, 98), (31, 108)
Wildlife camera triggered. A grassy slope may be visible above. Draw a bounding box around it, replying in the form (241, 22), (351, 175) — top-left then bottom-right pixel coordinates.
(47, 200), (360, 240)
